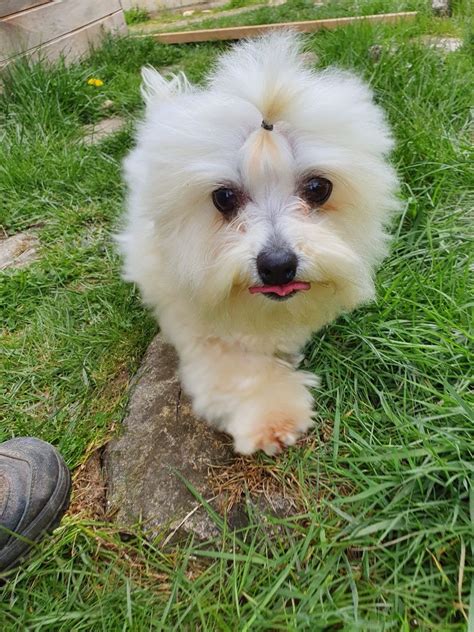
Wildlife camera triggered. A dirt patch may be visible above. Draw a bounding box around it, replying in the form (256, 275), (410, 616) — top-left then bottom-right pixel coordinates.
(209, 440), (316, 515)
(68, 448), (107, 520)
(208, 424), (347, 516)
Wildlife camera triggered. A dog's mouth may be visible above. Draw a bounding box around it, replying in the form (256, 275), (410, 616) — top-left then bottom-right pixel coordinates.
(249, 281), (311, 301)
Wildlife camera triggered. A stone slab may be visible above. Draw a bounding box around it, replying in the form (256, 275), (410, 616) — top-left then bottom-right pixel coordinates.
(0, 0), (124, 60)
(368, 35), (462, 62)
(0, 231), (40, 270)
(105, 335), (235, 540)
(432, 0), (451, 16)
(104, 335), (295, 541)
(419, 35), (462, 53)
(82, 116), (126, 145)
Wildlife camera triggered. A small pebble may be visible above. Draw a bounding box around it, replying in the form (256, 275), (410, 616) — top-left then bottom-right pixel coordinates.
(368, 44), (383, 62)
(101, 99), (114, 111)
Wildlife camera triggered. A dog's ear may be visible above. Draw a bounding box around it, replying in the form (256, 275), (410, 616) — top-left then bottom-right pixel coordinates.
(140, 67), (191, 106)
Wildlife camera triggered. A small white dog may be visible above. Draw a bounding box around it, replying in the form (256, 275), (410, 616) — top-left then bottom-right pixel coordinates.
(119, 32), (399, 455)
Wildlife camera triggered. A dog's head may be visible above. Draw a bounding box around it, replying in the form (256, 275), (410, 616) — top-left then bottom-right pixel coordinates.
(123, 33), (399, 331)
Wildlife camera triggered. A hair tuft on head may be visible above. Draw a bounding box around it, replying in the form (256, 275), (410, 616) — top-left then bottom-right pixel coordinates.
(208, 31), (310, 125)
(141, 67), (191, 106)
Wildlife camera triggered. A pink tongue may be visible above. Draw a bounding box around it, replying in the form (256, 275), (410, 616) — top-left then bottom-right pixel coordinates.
(249, 281), (311, 297)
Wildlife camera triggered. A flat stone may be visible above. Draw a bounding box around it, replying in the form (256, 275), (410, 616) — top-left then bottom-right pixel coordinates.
(432, 0), (451, 16)
(368, 35), (461, 63)
(104, 335), (295, 541)
(104, 335), (234, 540)
(0, 231), (40, 270)
(100, 99), (115, 111)
(82, 116), (126, 145)
(419, 35), (463, 53)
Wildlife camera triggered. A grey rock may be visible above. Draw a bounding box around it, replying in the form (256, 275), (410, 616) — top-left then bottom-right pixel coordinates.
(100, 99), (115, 112)
(368, 44), (384, 62)
(105, 335), (234, 540)
(369, 35), (462, 63)
(105, 335), (295, 541)
(0, 232), (40, 270)
(82, 116), (126, 145)
(418, 35), (463, 53)
(432, 0), (451, 16)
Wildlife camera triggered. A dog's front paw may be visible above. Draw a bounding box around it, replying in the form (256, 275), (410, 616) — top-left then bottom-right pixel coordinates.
(234, 413), (313, 455)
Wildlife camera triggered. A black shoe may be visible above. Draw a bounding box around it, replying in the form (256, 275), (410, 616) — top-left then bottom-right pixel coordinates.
(0, 437), (71, 572)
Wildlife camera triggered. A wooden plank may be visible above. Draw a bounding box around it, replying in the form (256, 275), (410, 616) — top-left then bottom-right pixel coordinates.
(7, 10), (126, 66)
(153, 11), (418, 44)
(0, 0), (122, 58)
(0, 0), (51, 19)
(0, 10), (126, 65)
(29, 10), (127, 64)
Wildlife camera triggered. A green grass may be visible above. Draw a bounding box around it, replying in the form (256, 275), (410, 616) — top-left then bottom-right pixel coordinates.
(133, 0), (427, 33)
(124, 7), (151, 26)
(1, 1), (473, 629)
(145, 0), (426, 31)
(129, 0), (428, 34)
(222, 0), (264, 10)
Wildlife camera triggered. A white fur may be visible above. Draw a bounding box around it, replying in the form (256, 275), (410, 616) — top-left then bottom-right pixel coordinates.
(118, 32), (399, 455)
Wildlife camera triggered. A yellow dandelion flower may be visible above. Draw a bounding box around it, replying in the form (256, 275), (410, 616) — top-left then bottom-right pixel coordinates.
(87, 78), (104, 87)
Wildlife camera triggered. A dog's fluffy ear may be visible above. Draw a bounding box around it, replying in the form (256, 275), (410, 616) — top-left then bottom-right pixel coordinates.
(140, 67), (191, 106)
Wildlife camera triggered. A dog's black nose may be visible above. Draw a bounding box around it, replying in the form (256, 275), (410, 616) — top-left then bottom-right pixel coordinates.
(257, 249), (298, 286)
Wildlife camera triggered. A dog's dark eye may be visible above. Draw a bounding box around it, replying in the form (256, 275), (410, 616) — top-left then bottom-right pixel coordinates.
(301, 176), (333, 205)
(212, 187), (239, 216)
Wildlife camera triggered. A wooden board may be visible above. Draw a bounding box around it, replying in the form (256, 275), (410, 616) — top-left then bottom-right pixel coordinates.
(0, 0), (122, 58)
(0, 0), (51, 19)
(29, 11), (126, 65)
(153, 11), (418, 44)
(0, 10), (126, 67)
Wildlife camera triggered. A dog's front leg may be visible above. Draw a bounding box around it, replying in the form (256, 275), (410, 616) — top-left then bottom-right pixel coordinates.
(179, 339), (317, 455)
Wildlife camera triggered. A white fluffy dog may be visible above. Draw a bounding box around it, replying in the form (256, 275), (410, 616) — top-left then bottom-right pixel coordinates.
(119, 32), (399, 455)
